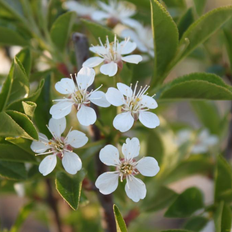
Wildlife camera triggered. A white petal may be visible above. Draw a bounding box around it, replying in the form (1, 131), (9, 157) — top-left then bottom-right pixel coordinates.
(205, 135), (218, 146)
(100, 62), (118, 77)
(98, 1), (112, 12)
(90, 46), (107, 55)
(191, 144), (207, 154)
(48, 117), (66, 139)
(66, 130), (88, 148)
(50, 101), (73, 119)
(62, 151), (82, 175)
(99, 145), (120, 166)
(113, 112), (134, 132)
(77, 67), (95, 89)
(140, 95), (158, 109)
(95, 172), (119, 195)
(39, 155), (57, 176)
(31, 133), (50, 153)
(119, 41), (137, 55)
(122, 137), (140, 160)
(139, 111), (160, 129)
(121, 18), (140, 28)
(117, 83), (132, 97)
(106, 87), (124, 106)
(136, 157), (160, 177)
(89, 91), (111, 107)
(77, 105), (96, 126)
(82, 57), (104, 68)
(55, 78), (75, 95)
(64, 1), (95, 16)
(122, 55), (142, 64)
(92, 11), (110, 21)
(125, 176), (146, 202)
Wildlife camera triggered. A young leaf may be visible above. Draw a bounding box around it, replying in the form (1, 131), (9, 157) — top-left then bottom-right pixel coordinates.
(158, 73), (232, 100)
(55, 170), (86, 210)
(214, 155), (232, 202)
(22, 101), (37, 118)
(113, 204), (127, 232)
(150, 0), (179, 85)
(178, 6), (232, 62)
(224, 29), (232, 71)
(163, 0), (186, 10)
(50, 11), (76, 51)
(16, 48), (32, 76)
(81, 19), (115, 42)
(183, 216), (208, 231)
(164, 187), (204, 217)
(193, 0), (207, 16)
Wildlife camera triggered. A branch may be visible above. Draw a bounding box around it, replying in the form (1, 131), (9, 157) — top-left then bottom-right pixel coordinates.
(72, 33), (116, 232)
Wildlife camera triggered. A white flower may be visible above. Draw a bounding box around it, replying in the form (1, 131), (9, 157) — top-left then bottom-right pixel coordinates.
(95, 137), (160, 202)
(121, 24), (154, 57)
(175, 129), (219, 154)
(50, 67), (110, 126)
(63, 1), (97, 20)
(105, 82), (160, 132)
(31, 117), (88, 176)
(82, 36), (143, 77)
(92, 0), (139, 28)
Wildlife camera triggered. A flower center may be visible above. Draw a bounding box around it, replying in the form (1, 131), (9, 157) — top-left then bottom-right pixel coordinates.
(120, 163), (134, 175)
(117, 160), (139, 181)
(49, 139), (66, 153)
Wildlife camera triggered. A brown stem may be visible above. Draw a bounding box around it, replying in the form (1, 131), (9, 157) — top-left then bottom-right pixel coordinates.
(124, 208), (140, 227)
(72, 33), (116, 232)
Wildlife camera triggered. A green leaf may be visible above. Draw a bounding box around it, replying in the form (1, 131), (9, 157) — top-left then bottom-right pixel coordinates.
(163, 0), (186, 9)
(16, 48), (31, 76)
(165, 187), (204, 218)
(183, 216), (208, 231)
(161, 230), (194, 232)
(81, 19), (115, 42)
(22, 101), (37, 118)
(0, 161), (27, 180)
(10, 203), (34, 232)
(55, 170), (86, 210)
(50, 11), (76, 51)
(0, 142), (36, 163)
(214, 202), (232, 232)
(0, 26), (28, 46)
(177, 8), (194, 39)
(150, 0), (179, 85)
(224, 29), (232, 71)
(191, 101), (221, 134)
(0, 111), (38, 140)
(113, 204), (127, 232)
(214, 156), (232, 202)
(178, 6), (232, 62)
(158, 73), (232, 100)
(219, 189), (232, 203)
(143, 186), (178, 212)
(193, 0), (207, 16)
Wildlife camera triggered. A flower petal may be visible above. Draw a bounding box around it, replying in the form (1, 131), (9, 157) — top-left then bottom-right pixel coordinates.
(66, 130), (88, 148)
(121, 18), (140, 28)
(140, 95), (158, 109)
(119, 41), (137, 55)
(113, 112), (134, 132)
(106, 87), (124, 106)
(55, 78), (75, 95)
(77, 105), (97, 126)
(117, 83), (132, 97)
(90, 46), (107, 55)
(125, 176), (146, 202)
(62, 151), (82, 175)
(100, 145), (120, 166)
(122, 137), (140, 159)
(136, 157), (160, 177)
(92, 11), (110, 21)
(82, 57), (104, 68)
(31, 133), (50, 153)
(89, 91), (111, 107)
(191, 144), (207, 154)
(139, 111), (160, 129)
(50, 101), (73, 119)
(39, 155), (57, 176)
(100, 62), (118, 77)
(48, 117), (66, 139)
(121, 55), (142, 64)
(77, 67), (95, 89)
(205, 135), (218, 146)
(95, 172), (119, 195)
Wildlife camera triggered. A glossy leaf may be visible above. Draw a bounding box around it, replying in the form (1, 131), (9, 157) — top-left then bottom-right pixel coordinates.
(163, 0), (186, 9)
(113, 204), (127, 232)
(158, 73), (232, 100)
(183, 216), (208, 231)
(16, 48), (32, 76)
(50, 11), (76, 51)
(224, 29), (232, 71)
(193, 0), (207, 16)
(55, 170), (86, 210)
(165, 187), (204, 218)
(150, 0), (179, 85)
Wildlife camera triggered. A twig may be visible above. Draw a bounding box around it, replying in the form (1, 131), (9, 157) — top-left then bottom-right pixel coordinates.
(72, 33), (116, 232)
